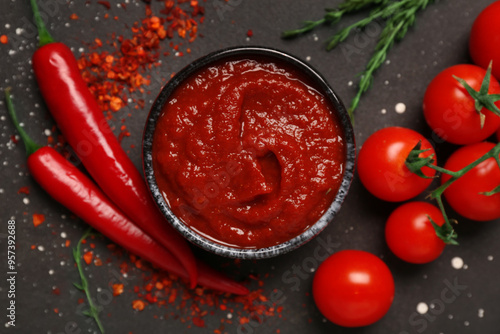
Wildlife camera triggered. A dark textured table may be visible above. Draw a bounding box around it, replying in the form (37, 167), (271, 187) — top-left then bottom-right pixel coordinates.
(1, 1), (499, 333)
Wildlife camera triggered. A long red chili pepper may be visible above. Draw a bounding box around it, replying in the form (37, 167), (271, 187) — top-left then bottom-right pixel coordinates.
(29, 0), (198, 287)
(5, 89), (248, 296)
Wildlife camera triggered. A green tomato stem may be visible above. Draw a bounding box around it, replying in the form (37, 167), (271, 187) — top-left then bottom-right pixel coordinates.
(413, 142), (500, 244)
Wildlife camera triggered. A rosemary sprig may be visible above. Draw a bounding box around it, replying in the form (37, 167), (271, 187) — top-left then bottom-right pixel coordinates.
(73, 227), (105, 333)
(282, 0), (388, 38)
(405, 142), (500, 245)
(283, 0), (436, 121)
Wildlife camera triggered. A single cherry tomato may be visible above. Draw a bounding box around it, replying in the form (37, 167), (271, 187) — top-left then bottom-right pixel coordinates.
(385, 201), (446, 264)
(442, 142), (500, 221)
(312, 250), (395, 327)
(357, 127), (436, 202)
(423, 64), (500, 145)
(469, 1), (500, 80)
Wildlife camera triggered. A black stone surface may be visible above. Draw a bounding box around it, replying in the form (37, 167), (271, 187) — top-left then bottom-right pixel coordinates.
(0, 1), (499, 334)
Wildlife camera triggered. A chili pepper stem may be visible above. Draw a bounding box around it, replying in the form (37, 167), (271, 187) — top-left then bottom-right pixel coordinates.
(4, 88), (40, 156)
(30, 0), (55, 47)
(73, 227), (105, 334)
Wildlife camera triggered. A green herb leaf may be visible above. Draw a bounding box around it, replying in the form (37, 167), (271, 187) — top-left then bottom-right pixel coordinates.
(73, 228), (105, 334)
(282, 0), (436, 120)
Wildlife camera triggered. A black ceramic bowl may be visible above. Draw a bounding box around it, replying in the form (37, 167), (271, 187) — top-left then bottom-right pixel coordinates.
(143, 46), (355, 259)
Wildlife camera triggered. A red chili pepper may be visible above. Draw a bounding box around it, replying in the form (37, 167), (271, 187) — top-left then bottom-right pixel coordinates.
(29, 0), (197, 287)
(4, 89), (248, 296)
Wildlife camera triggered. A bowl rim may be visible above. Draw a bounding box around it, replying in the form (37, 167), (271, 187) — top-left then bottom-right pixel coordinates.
(142, 45), (356, 259)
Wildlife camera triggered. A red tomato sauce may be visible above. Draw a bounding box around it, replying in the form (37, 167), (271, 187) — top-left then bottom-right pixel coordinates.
(152, 56), (346, 248)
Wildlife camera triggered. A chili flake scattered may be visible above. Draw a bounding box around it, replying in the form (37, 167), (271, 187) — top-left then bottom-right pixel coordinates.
(112, 283), (125, 296)
(97, 0), (111, 9)
(32, 213), (45, 227)
(132, 299), (146, 311)
(77, 0), (205, 116)
(83, 251), (93, 265)
(0, 34), (8, 44)
(17, 186), (30, 195)
(247, 29), (253, 37)
(192, 317), (205, 328)
(70, 13), (79, 20)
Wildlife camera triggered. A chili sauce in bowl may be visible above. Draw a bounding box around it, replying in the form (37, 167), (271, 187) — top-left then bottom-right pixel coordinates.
(143, 47), (355, 259)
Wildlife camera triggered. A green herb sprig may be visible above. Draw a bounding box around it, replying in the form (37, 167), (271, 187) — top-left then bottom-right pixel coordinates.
(283, 0), (436, 121)
(73, 228), (105, 333)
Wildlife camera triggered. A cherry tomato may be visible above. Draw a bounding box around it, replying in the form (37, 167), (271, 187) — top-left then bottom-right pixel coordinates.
(385, 201), (446, 264)
(312, 250), (394, 327)
(469, 1), (500, 80)
(357, 127), (436, 202)
(423, 64), (500, 145)
(442, 142), (500, 221)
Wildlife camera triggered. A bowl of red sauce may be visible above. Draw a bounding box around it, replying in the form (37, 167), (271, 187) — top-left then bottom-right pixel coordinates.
(143, 46), (355, 259)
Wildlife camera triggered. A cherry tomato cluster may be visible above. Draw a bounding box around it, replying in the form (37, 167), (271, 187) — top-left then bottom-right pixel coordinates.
(312, 2), (500, 328)
(358, 1), (500, 265)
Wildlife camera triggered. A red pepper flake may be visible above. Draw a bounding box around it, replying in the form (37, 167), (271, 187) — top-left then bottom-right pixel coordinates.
(83, 251), (93, 265)
(70, 13), (79, 20)
(97, 0), (111, 9)
(77, 0), (205, 117)
(145, 293), (157, 303)
(112, 283), (124, 296)
(32, 213), (45, 227)
(192, 317), (205, 328)
(0, 35), (8, 44)
(94, 257), (103, 266)
(65, 240), (71, 247)
(247, 29), (253, 38)
(132, 299), (146, 311)
(109, 96), (123, 111)
(17, 186), (30, 195)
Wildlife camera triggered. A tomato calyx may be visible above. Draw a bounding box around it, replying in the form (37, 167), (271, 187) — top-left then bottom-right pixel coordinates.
(428, 215), (458, 246)
(453, 61), (500, 128)
(405, 141), (435, 179)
